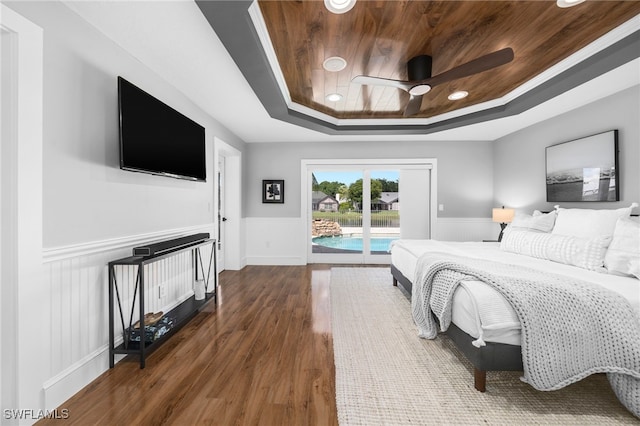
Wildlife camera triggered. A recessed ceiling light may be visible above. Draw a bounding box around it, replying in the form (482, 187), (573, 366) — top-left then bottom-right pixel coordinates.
(556, 0), (586, 8)
(323, 56), (347, 72)
(448, 90), (469, 101)
(324, 0), (356, 14)
(326, 93), (343, 102)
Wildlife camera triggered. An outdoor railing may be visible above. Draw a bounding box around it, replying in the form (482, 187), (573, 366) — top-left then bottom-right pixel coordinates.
(312, 210), (400, 228)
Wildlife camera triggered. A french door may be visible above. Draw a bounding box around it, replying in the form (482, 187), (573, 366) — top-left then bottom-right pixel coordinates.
(303, 159), (436, 264)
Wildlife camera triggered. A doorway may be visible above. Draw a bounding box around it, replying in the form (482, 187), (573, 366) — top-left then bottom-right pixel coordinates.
(217, 157), (226, 271)
(214, 137), (242, 271)
(302, 159), (436, 264)
(1, 4), (44, 413)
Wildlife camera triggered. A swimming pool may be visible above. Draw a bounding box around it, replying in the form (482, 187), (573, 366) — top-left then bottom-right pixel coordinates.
(312, 235), (398, 252)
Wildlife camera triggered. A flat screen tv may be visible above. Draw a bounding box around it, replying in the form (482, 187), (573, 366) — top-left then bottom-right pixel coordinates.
(118, 76), (206, 182)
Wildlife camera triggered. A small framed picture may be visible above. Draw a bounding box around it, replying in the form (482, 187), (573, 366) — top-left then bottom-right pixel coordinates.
(262, 179), (284, 204)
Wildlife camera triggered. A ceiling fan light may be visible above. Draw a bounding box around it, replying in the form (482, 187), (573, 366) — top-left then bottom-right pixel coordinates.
(326, 93), (343, 102)
(556, 0), (586, 8)
(448, 90), (469, 101)
(409, 84), (431, 96)
(323, 56), (347, 72)
(324, 0), (356, 14)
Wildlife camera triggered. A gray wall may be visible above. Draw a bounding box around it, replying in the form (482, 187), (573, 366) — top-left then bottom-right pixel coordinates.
(494, 85), (640, 213)
(7, 1), (246, 248)
(245, 140), (494, 218)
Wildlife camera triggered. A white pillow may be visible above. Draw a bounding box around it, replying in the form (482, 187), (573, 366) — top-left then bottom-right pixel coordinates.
(551, 205), (636, 238)
(501, 229), (611, 271)
(604, 218), (640, 279)
(509, 210), (556, 233)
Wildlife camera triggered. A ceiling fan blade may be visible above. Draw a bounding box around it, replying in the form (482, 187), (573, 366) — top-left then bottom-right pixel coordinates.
(352, 75), (413, 92)
(423, 47), (514, 87)
(403, 94), (423, 117)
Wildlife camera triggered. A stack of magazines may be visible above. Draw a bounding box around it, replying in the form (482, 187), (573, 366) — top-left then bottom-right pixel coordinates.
(129, 312), (175, 344)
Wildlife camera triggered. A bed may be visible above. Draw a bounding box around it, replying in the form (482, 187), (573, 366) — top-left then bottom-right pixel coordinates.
(390, 206), (640, 417)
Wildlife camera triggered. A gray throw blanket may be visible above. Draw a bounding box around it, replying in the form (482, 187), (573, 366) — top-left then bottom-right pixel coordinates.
(411, 252), (640, 418)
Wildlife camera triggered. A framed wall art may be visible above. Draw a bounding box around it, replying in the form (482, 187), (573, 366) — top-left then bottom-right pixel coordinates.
(262, 179), (284, 204)
(546, 130), (619, 202)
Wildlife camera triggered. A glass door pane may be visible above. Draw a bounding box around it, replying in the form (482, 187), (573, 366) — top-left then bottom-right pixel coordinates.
(311, 170), (363, 256)
(307, 162), (431, 264)
(370, 170), (400, 255)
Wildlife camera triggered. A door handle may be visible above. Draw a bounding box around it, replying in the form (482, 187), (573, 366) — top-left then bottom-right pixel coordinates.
(222, 217), (228, 222)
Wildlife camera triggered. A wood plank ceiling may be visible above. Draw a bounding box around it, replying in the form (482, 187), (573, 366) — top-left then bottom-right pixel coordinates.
(257, 1), (640, 120)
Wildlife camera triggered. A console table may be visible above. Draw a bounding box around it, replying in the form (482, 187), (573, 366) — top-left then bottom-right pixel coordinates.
(108, 238), (216, 368)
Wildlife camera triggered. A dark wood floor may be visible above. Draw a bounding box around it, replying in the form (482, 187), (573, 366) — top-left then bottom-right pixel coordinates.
(39, 265), (340, 426)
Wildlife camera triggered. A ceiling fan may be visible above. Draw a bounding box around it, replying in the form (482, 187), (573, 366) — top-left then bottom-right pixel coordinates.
(351, 47), (515, 117)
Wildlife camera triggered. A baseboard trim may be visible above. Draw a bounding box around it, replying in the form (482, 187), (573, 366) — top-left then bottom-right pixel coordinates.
(41, 290), (194, 409)
(42, 344), (109, 410)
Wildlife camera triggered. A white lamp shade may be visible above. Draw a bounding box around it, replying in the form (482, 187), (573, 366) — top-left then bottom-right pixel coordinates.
(492, 207), (515, 223)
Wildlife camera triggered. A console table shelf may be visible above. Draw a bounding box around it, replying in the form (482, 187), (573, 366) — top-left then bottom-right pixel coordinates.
(108, 238), (216, 368)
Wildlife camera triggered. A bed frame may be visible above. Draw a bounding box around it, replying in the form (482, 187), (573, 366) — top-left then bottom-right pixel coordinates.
(391, 264), (523, 392)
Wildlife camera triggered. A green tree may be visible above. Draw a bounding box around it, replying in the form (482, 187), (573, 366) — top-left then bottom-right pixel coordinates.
(371, 179), (382, 201)
(377, 178), (398, 192)
(337, 184), (348, 202)
(338, 202), (351, 212)
(348, 179), (382, 207)
(316, 181), (344, 198)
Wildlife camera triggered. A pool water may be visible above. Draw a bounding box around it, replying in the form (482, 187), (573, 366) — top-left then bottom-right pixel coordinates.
(312, 235), (398, 252)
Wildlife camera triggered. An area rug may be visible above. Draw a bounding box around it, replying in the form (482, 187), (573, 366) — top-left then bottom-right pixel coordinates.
(330, 267), (636, 425)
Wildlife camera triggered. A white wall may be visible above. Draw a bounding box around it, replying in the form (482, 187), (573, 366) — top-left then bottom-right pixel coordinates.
(4, 0), (246, 416)
(4, 1), (244, 248)
(494, 85), (640, 213)
(244, 140), (497, 263)
(245, 140), (494, 218)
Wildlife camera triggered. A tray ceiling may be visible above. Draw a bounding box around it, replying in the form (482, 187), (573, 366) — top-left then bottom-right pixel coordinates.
(198, 1), (640, 136)
(258, 1), (639, 120)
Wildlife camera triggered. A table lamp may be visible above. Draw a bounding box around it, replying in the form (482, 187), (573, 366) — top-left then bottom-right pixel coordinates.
(492, 206), (515, 242)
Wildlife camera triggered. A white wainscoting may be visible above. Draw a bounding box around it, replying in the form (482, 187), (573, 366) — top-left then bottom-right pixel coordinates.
(245, 217), (306, 265)
(40, 224), (215, 410)
(433, 217), (498, 242)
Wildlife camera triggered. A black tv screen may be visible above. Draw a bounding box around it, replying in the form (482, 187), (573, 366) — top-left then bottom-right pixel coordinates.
(118, 76), (206, 182)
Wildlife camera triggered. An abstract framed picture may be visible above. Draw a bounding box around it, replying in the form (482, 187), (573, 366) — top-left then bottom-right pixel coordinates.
(546, 130), (619, 202)
(262, 179), (284, 204)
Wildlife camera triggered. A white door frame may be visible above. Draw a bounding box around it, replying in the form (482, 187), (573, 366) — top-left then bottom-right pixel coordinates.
(214, 137), (243, 270)
(217, 156), (226, 271)
(301, 158), (437, 264)
(1, 4), (44, 414)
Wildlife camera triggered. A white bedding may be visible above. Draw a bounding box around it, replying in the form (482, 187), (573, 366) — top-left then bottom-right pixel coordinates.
(391, 239), (640, 346)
